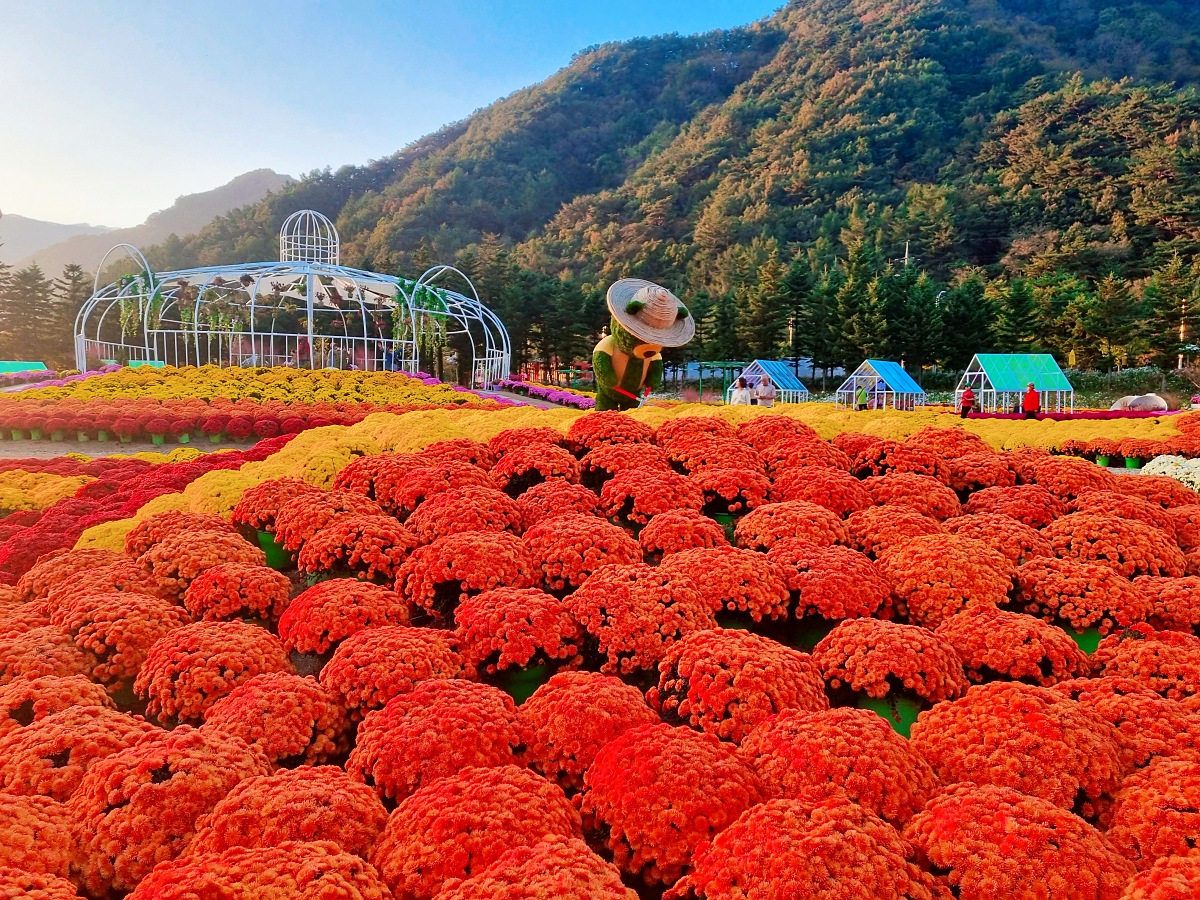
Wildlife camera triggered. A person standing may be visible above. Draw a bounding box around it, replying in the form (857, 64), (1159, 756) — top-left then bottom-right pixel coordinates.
(959, 385), (976, 419)
(1022, 383), (1041, 420)
(755, 374), (777, 408)
(730, 377), (753, 406)
(855, 384), (869, 411)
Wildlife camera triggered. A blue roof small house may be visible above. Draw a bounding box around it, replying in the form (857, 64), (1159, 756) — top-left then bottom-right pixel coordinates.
(956, 353), (1074, 413)
(836, 360), (927, 411)
(726, 360), (809, 404)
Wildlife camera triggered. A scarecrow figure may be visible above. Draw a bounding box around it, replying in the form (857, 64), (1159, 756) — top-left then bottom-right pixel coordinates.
(592, 279), (695, 411)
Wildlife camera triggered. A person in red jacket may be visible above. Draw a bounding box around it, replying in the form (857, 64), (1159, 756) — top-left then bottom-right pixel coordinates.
(1022, 383), (1040, 420)
(959, 385), (976, 419)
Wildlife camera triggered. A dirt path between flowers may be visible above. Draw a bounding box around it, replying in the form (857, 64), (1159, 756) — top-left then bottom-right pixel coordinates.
(0, 437), (258, 459)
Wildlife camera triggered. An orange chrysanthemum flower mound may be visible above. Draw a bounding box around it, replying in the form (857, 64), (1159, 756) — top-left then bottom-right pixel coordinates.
(1092, 624), (1200, 700)
(691, 467), (770, 517)
(943, 451), (1018, 496)
(370, 764), (582, 900)
(0, 674), (113, 743)
(1046, 512), (1187, 579)
(0, 793), (76, 880)
(183, 562), (291, 622)
(231, 477), (322, 530)
(134, 621), (291, 724)
(1171, 505), (1200, 551)
(579, 722), (766, 889)
(877, 534), (1014, 628)
(910, 682), (1124, 819)
(331, 452), (429, 502)
(1071, 491), (1182, 540)
(422, 437), (496, 470)
(523, 515), (641, 594)
(905, 426), (993, 458)
(661, 436), (751, 476)
(488, 426), (567, 458)
(296, 514), (418, 581)
(763, 436), (851, 473)
(734, 500), (849, 552)
(659, 547), (791, 623)
(565, 563), (715, 675)
(1108, 756), (1200, 871)
(580, 443), (670, 492)
(1121, 855), (1200, 899)
(277, 579), (409, 656)
(16, 548), (123, 603)
(126, 841), (392, 899)
(138, 530), (267, 594)
(902, 783), (1134, 900)
(1117, 474), (1200, 510)
(515, 479), (599, 529)
(0, 867), (79, 900)
(648, 629), (827, 743)
(0, 626), (91, 686)
(348, 680), (523, 804)
(376, 461), (492, 519)
(123, 511), (236, 558)
(656, 415), (738, 448)
(189, 765), (387, 859)
(769, 466), (872, 516)
(666, 792), (949, 900)
(599, 468), (703, 525)
(1015, 557), (1152, 635)
(737, 415), (818, 450)
(1026, 455), (1118, 500)
(1136, 575), (1200, 632)
(768, 540), (893, 621)
(567, 412), (654, 454)
(454, 587), (583, 676)
(739, 707), (940, 826)
(945, 512), (1053, 565)
(436, 835), (636, 900)
(0, 601), (50, 642)
(847, 505), (944, 558)
(396, 531), (535, 625)
(45, 561), (174, 612)
(272, 490), (386, 551)
(68, 726), (271, 896)
(405, 487), (523, 546)
(319, 626), (463, 719)
(963, 484), (1065, 528)
(812, 618), (969, 705)
(517, 671), (659, 792)
(638, 509), (729, 563)
(864, 473), (962, 520)
(202, 672), (350, 767)
(489, 444), (581, 497)
(0, 705), (156, 801)
(935, 606), (1090, 686)
(852, 439), (944, 480)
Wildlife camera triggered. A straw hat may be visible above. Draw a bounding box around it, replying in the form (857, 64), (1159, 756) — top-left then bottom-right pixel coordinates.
(606, 279), (695, 348)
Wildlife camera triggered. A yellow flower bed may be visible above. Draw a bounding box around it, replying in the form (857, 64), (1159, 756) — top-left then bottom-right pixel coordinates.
(0, 471), (95, 513)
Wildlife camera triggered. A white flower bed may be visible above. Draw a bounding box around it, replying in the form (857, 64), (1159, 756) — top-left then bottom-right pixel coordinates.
(1143, 455), (1200, 491)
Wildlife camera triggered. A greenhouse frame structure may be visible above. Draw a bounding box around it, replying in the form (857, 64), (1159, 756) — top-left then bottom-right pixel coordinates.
(955, 353), (1074, 413)
(835, 360), (926, 410)
(726, 360), (809, 404)
(74, 211), (512, 389)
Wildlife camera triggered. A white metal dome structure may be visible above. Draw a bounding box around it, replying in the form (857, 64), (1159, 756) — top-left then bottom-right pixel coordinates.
(74, 210), (511, 387)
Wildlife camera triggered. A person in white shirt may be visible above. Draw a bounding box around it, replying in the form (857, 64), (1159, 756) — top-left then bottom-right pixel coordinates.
(755, 374), (777, 408)
(730, 377), (753, 406)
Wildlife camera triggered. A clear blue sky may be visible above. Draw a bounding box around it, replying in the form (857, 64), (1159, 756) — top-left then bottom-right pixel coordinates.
(0, 0), (781, 227)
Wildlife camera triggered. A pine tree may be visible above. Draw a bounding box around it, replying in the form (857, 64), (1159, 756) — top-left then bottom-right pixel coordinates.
(1143, 253), (1200, 368)
(988, 278), (1039, 351)
(938, 275), (996, 370)
(735, 248), (789, 358)
(1087, 273), (1141, 368)
(0, 265), (55, 362)
(702, 292), (744, 361)
(51, 264), (94, 369)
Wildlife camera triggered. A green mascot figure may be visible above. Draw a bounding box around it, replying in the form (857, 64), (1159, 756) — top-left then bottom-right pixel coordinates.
(593, 278), (696, 411)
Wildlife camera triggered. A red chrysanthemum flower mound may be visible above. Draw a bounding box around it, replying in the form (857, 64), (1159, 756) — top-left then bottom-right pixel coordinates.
(0, 674), (113, 743)
(935, 606), (1090, 686)
(379, 461), (495, 519)
(864, 473), (962, 520)
(487, 426), (566, 458)
(330, 453), (429, 502)
(231, 477), (323, 530)
(139, 530), (267, 594)
(666, 792), (949, 900)
(183, 562), (291, 622)
(648, 629), (827, 743)
(768, 540), (892, 620)
(1015, 557), (1152, 635)
(278, 579), (409, 655)
(490, 444), (581, 497)
(370, 764), (582, 900)
(657, 415), (739, 448)
(272, 490), (386, 552)
(638, 509), (729, 562)
(769, 466), (872, 516)
(734, 500), (849, 552)
(1046, 512), (1187, 579)
(565, 563), (715, 674)
(189, 765), (387, 858)
(0, 705), (157, 801)
(124, 511), (237, 558)
(0, 626), (91, 685)
(737, 414), (818, 450)
(202, 672), (350, 766)
(517, 671), (659, 792)
(454, 587), (583, 675)
(847, 505), (944, 558)
(946, 512), (1053, 565)
(660, 547), (791, 622)
(319, 626), (463, 719)
(1071, 491), (1182, 540)
(1108, 756), (1200, 871)
(421, 437), (496, 470)
(852, 439), (944, 480)
(1117, 474), (1200, 509)
(579, 722), (766, 888)
(963, 484), (1065, 528)
(877, 534), (1014, 628)
(515, 479), (599, 529)
(909, 682), (1124, 818)
(812, 618), (969, 705)
(599, 468), (703, 525)
(16, 548), (123, 602)
(0, 867), (78, 900)
(691, 467), (770, 517)
(296, 514), (418, 581)
(739, 707), (940, 826)
(436, 835), (636, 900)
(405, 486), (522, 545)
(0, 793), (76, 880)
(943, 451), (1018, 495)
(396, 531), (535, 625)
(126, 840), (392, 899)
(523, 515), (641, 593)
(1136, 575), (1200, 632)
(902, 783), (1134, 900)
(1092, 624), (1200, 700)
(1121, 855), (1200, 899)
(67, 726), (270, 896)
(134, 621), (291, 724)
(349, 680), (523, 804)
(567, 412), (654, 454)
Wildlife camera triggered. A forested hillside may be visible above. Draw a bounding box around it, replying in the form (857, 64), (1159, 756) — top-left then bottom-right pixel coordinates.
(8, 0), (1200, 376)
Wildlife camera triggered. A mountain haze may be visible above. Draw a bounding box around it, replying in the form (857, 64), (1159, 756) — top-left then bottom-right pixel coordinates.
(0, 215), (110, 265)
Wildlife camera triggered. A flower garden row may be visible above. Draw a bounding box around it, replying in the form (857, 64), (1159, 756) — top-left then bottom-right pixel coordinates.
(494, 377), (596, 409)
(3, 408), (1200, 897)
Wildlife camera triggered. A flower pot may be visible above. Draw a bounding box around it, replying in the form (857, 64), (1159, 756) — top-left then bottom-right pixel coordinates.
(96, 430), (109, 442)
(713, 512), (737, 543)
(789, 614), (837, 651)
(856, 693), (923, 738)
(176, 433), (190, 443)
(715, 614), (752, 631)
(76, 432), (90, 442)
(9, 430), (23, 441)
(150, 434), (166, 446)
(50, 431), (65, 442)
(256, 530), (292, 571)
(29, 429), (42, 440)
(119, 435), (134, 444)
(208, 433), (224, 444)
(1065, 626), (1103, 654)
(1125, 457), (1143, 469)
(495, 663), (551, 704)
(1095, 455), (1111, 467)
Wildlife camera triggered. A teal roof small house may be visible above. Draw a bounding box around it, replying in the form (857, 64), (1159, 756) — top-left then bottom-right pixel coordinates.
(956, 354), (1074, 413)
(725, 360), (809, 404)
(835, 360), (926, 411)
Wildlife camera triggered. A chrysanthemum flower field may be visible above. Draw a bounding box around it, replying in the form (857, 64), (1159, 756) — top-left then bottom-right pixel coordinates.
(5, 379), (1200, 898)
